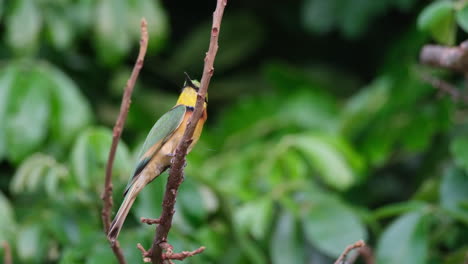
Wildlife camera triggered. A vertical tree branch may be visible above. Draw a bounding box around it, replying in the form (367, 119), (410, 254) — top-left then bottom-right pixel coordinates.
(2, 241), (12, 264)
(101, 19), (149, 264)
(148, 1), (227, 263)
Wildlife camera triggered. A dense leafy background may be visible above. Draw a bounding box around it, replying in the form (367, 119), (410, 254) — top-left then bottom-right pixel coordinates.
(0, 0), (467, 263)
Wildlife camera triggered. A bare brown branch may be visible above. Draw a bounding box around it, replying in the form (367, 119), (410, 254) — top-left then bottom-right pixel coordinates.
(163, 246), (206, 260)
(137, 243), (152, 263)
(101, 18), (149, 264)
(147, 1), (227, 263)
(2, 241), (12, 264)
(334, 240), (366, 264)
(141, 217), (161, 225)
(420, 40), (468, 73)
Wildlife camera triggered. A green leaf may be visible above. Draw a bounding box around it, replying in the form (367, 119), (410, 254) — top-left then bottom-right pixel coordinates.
(450, 136), (468, 172)
(456, 3), (468, 33)
(278, 90), (339, 132)
(86, 243), (115, 264)
(133, 170), (166, 221)
(59, 247), (85, 264)
(42, 64), (92, 146)
(45, 10), (74, 50)
(372, 201), (428, 220)
(302, 193), (367, 257)
(194, 226), (228, 258)
(0, 64), (17, 159)
(68, 0), (94, 33)
(71, 127), (131, 191)
(280, 150), (308, 180)
(376, 212), (429, 264)
(11, 153), (68, 197)
(412, 177), (440, 202)
(417, 1), (455, 45)
(0, 191), (16, 242)
(44, 165), (68, 197)
(119, 230), (152, 264)
(235, 198), (273, 240)
(5, 0), (42, 55)
(178, 177), (207, 224)
(16, 224), (46, 262)
(94, 0), (131, 65)
(0, 62), (90, 160)
(271, 211), (305, 264)
(25, 157), (51, 193)
(359, 113), (405, 166)
(440, 167), (468, 223)
(127, 0), (168, 52)
(340, 76), (391, 138)
(5, 67), (50, 163)
(293, 133), (363, 190)
(401, 105), (439, 152)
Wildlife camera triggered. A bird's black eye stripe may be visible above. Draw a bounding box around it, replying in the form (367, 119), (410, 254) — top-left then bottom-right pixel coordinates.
(186, 106), (195, 111)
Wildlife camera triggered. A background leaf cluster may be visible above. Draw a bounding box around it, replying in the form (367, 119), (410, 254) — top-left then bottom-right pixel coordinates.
(0, 0), (467, 263)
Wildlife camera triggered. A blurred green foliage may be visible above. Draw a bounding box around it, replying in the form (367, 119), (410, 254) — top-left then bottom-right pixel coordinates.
(0, 0), (467, 263)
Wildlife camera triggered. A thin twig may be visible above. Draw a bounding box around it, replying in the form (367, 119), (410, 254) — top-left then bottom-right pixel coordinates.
(2, 241), (12, 264)
(141, 217), (161, 225)
(139, 242), (205, 263)
(101, 18), (149, 264)
(419, 72), (468, 103)
(164, 246), (206, 260)
(420, 40), (468, 73)
(137, 243), (152, 263)
(334, 240), (366, 264)
(148, 1), (227, 263)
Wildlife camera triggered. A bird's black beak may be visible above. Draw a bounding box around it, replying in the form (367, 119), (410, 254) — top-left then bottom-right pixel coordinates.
(184, 72), (195, 88)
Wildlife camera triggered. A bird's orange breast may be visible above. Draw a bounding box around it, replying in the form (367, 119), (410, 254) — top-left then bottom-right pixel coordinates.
(185, 107), (207, 152)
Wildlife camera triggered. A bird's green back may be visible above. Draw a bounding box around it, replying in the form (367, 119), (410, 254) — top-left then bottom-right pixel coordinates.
(124, 105), (186, 195)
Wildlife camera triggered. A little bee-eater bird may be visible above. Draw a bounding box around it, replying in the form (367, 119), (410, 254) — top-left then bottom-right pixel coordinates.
(107, 74), (207, 243)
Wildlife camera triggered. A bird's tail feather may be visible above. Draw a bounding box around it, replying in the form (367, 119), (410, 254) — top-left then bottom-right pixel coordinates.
(107, 184), (139, 243)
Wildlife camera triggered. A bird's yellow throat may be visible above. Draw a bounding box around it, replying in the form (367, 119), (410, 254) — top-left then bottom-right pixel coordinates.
(176, 86), (207, 109)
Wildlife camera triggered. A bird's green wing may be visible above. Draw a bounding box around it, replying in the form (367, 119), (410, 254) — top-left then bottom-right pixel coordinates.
(123, 105), (186, 195)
